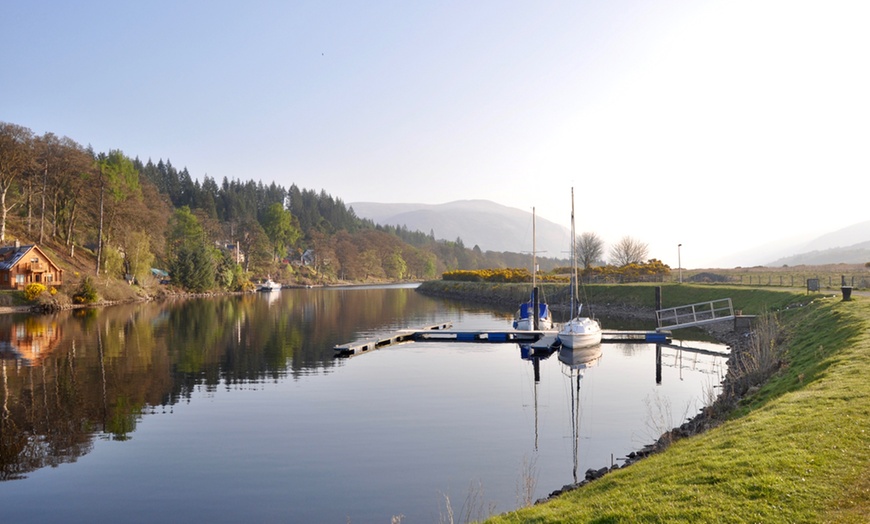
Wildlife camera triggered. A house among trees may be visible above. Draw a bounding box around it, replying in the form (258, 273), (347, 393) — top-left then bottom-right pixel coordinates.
(0, 241), (64, 290)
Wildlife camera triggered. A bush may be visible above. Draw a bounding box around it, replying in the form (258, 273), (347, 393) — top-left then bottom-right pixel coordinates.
(73, 276), (99, 304)
(23, 283), (47, 301)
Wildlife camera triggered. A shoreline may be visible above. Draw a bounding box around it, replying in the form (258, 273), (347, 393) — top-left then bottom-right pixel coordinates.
(414, 280), (776, 502)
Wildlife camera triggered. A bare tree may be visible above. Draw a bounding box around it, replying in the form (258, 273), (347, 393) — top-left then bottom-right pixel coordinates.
(0, 122), (35, 241)
(576, 231), (605, 269)
(610, 236), (649, 266)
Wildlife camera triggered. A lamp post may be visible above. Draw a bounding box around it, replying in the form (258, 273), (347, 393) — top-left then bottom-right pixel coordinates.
(678, 244), (682, 283)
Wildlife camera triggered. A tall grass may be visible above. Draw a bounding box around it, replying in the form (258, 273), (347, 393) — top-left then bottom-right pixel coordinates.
(438, 481), (497, 524)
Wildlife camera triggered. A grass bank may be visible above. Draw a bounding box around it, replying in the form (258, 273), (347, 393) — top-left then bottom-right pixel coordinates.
(417, 280), (817, 315)
(472, 290), (869, 522)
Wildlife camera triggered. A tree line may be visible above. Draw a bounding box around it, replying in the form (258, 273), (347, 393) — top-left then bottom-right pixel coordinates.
(0, 121), (566, 292)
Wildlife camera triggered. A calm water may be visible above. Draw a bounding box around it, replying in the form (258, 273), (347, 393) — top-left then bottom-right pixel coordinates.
(0, 285), (727, 523)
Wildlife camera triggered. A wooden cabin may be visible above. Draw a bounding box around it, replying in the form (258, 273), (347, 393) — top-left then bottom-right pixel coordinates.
(0, 241), (64, 290)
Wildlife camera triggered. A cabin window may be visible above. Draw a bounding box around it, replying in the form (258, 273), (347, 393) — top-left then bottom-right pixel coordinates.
(45, 274), (53, 283)
(15, 275), (25, 284)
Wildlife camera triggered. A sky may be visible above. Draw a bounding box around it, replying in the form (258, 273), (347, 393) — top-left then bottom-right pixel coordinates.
(2, 1), (868, 268)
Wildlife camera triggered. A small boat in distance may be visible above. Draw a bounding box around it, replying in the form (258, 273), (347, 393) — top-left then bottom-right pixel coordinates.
(513, 207), (553, 331)
(558, 188), (602, 349)
(257, 277), (282, 292)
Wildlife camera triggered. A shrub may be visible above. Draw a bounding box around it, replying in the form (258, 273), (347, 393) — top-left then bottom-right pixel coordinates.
(23, 283), (47, 301)
(73, 276), (99, 304)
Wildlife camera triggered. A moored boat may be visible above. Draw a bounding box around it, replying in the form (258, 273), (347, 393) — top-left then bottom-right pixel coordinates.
(513, 207), (554, 331)
(257, 277), (282, 292)
(558, 188), (602, 349)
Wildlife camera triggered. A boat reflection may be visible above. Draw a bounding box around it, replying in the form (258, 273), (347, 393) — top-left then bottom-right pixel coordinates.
(520, 344), (556, 451)
(519, 344), (555, 383)
(558, 344), (603, 484)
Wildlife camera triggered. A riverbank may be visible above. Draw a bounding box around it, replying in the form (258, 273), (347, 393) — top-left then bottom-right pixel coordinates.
(415, 281), (869, 522)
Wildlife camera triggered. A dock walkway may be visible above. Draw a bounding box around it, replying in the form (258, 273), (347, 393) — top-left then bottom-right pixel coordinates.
(334, 324), (671, 357)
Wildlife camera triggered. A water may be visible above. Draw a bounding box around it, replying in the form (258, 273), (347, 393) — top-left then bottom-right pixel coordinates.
(0, 285), (727, 523)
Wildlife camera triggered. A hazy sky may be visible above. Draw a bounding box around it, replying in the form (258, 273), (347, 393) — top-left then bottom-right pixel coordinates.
(3, 1), (868, 267)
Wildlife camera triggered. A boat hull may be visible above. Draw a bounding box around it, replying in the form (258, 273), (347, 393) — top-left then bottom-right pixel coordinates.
(558, 317), (602, 349)
(257, 280), (281, 292)
(513, 300), (553, 331)
(514, 316), (554, 331)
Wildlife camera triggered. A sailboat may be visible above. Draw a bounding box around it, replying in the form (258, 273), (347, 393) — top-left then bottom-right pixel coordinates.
(558, 188), (602, 349)
(513, 207), (553, 331)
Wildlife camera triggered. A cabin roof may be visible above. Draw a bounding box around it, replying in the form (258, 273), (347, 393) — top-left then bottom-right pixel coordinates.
(0, 244), (35, 271)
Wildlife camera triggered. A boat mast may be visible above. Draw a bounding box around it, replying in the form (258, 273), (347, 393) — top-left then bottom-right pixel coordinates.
(532, 207), (539, 330)
(532, 207), (537, 290)
(570, 187), (578, 317)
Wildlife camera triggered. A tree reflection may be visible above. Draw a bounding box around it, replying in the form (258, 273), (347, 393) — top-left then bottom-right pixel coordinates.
(0, 286), (448, 480)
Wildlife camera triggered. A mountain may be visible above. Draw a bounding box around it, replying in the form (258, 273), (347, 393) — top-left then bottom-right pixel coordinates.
(350, 200), (870, 267)
(350, 200), (571, 260)
(767, 220), (870, 266)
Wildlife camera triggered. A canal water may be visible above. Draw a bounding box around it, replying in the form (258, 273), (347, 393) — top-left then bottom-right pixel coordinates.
(0, 285), (727, 523)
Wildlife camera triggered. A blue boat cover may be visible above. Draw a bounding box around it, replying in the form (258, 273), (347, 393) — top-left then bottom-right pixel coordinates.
(518, 302), (550, 320)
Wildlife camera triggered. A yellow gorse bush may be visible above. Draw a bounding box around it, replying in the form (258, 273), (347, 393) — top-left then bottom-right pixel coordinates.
(24, 283), (47, 301)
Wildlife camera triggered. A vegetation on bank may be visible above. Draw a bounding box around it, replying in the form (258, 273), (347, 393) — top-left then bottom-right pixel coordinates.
(417, 280), (814, 317)
(0, 121), (571, 298)
(442, 264), (870, 291)
(442, 260), (672, 285)
(420, 282), (868, 522)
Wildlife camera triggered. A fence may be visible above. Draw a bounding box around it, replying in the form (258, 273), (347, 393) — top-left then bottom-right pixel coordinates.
(675, 271), (869, 290)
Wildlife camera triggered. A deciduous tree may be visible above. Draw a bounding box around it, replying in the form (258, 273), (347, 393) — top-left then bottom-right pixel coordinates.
(576, 232), (605, 269)
(0, 122), (35, 241)
(610, 236), (649, 267)
(262, 202), (301, 261)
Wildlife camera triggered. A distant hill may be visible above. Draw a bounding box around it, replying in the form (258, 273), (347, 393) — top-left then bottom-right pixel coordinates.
(350, 200), (571, 260)
(767, 220), (870, 266)
(350, 200), (870, 268)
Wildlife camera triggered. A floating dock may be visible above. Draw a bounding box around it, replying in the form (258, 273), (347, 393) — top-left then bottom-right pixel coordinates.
(602, 330), (671, 343)
(333, 322), (453, 357)
(334, 324), (671, 357)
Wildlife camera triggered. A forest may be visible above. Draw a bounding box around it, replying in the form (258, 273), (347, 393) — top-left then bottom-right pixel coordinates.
(0, 121), (546, 293)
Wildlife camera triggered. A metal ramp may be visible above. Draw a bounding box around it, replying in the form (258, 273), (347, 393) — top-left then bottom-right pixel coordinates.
(655, 298), (734, 331)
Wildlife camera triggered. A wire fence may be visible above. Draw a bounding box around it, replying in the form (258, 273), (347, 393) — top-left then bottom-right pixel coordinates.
(580, 271), (870, 290)
(675, 271), (870, 290)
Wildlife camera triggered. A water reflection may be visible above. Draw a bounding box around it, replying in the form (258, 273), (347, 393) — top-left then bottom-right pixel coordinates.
(0, 287), (459, 482)
(558, 345), (603, 484)
(0, 317), (62, 365)
(0, 287), (729, 522)
(519, 345), (556, 451)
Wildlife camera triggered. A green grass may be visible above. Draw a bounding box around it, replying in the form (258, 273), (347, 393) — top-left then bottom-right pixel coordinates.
(484, 294), (870, 523)
(419, 280), (818, 315)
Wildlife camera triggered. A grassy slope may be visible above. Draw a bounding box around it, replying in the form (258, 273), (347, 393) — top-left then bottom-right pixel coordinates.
(483, 292), (870, 523)
(418, 281), (816, 314)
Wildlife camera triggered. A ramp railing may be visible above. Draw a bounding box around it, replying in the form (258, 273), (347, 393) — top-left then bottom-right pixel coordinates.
(656, 298), (734, 331)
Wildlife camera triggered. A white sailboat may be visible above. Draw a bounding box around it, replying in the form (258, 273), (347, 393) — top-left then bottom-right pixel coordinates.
(513, 207), (553, 331)
(558, 188), (602, 349)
